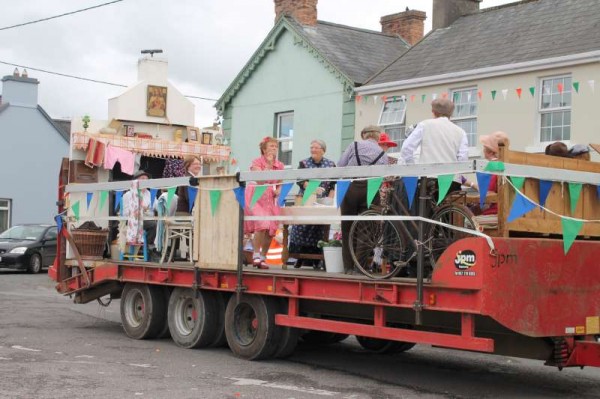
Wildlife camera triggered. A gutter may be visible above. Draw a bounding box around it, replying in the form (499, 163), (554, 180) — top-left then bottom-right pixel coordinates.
(356, 50), (600, 95)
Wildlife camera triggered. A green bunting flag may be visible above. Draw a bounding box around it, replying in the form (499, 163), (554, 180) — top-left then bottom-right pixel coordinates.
(302, 180), (322, 205)
(561, 218), (583, 254)
(491, 90), (497, 100)
(437, 175), (455, 205)
(573, 81), (580, 93)
(509, 176), (526, 191)
(529, 86), (535, 97)
(71, 200), (80, 222)
(99, 190), (108, 212)
(568, 183), (582, 215)
(166, 187), (176, 211)
(366, 177), (383, 208)
(250, 185), (268, 209)
(421, 94), (426, 103)
(209, 190), (221, 216)
(485, 161), (505, 172)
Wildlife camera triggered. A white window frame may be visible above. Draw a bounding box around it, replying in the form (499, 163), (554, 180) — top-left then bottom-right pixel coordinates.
(0, 198), (11, 233)
(276, 111), (294, 167)
(538, 74), (572, 147)
(378, 96), (407, 151)
(450, 87), (478, 152)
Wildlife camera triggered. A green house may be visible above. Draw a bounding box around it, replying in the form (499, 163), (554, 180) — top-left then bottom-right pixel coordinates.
(215, 15), (408, 170)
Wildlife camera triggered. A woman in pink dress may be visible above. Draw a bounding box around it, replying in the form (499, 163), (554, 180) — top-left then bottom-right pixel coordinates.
(245, 137), (284, 269)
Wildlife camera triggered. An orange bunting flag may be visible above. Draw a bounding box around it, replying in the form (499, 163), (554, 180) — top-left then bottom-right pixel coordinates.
(477, 90), (483, 100)
(557, 83), (564, 94)
(516, 87), (522, 99)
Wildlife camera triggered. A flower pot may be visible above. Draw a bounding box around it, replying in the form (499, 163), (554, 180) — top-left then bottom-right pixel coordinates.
(322, 246), (343, 273)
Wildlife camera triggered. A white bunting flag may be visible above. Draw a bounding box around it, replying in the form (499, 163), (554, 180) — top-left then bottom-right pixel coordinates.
(467, 92), (472, 102)
(432, 93), (438, 100)
(501, 89), (508, 100)
(588, 80), (596, 93)
(373, 95), (378, 104)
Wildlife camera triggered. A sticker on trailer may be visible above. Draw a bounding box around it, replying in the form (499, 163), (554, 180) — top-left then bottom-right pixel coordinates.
(454, 250), (476, 276)
(565, 327), (575, 334)
(575, 326), (586, 335)
(586, 316), (600, 335)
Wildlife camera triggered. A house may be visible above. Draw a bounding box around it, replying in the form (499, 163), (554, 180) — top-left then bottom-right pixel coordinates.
(0, 70), (69, 231)
(216, 0), (422, 170)
(355, 0), (600, 160)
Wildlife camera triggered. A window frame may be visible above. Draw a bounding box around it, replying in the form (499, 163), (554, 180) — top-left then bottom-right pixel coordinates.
(0, 198), (11, 234)
(450, 87), (478, 148)
(538, 74), (572, 145)
(275, 111), (294, 168)
(378, 96), (407, 150)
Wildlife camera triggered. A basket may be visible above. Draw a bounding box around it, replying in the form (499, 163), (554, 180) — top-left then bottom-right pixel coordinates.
(71, 229), (109, 260)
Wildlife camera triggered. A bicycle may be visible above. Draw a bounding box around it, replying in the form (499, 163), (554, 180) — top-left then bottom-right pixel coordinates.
(348, 178), (478, 279)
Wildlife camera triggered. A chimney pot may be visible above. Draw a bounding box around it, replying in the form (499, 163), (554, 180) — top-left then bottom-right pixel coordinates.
(380, 9), (426, 46)
(13, 68), (19, 77)
(274, 0), (318, 26)
(21, 69), (28, 78)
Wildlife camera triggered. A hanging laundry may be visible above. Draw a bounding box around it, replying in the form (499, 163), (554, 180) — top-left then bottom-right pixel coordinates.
(85, 138), (106, 168)
(104, 144), (135, 175)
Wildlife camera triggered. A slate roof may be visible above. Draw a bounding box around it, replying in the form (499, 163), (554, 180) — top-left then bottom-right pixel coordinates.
(52, 119), (72, 142)
(369, 0), (600, 85)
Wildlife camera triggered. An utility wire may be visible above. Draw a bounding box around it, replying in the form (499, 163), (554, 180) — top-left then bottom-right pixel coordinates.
(0, 0), (124, 32)
(0, 60), (218, 101)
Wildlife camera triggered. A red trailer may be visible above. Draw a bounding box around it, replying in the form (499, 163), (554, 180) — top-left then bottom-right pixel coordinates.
(50, 156), (600, 368)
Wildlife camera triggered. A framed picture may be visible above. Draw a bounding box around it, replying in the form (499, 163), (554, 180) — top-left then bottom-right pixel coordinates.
(146, 85), (167, 117)
(202, 132), (213, 145)
(124, 125), (135, 137)
(187, 127), (199, 142)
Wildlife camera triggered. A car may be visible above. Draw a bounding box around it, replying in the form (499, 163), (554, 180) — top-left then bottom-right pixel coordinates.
(0, 224), (57, 273)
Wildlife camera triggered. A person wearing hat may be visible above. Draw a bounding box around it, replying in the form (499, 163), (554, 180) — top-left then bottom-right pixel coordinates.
(378, 133), (398, 164)
(569, 144), (591, 161)
(122, 170), (158, 255)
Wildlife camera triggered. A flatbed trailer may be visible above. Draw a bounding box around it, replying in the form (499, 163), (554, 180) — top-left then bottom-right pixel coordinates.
(50, 158), (600, 368)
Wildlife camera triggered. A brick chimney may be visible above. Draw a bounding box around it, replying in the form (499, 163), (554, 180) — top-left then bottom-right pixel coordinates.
(380, 8), (426, 45)
(433, 0), (481, 30)
(274, 0), (318, 26)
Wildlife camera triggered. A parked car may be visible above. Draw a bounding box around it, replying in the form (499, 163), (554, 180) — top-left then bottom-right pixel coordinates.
(0, 224), (57, 273)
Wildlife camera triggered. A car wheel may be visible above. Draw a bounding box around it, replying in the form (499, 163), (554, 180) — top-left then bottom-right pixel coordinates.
(28, 253), (42, 274)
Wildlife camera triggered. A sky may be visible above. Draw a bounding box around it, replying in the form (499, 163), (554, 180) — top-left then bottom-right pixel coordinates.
(0, 0), (516, 128)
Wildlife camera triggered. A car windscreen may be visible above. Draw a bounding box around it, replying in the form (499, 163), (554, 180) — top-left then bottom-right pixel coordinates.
(0, 225), (47, 240)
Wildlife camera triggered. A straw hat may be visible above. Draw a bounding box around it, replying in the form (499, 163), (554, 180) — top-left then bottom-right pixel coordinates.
(480, 131), (509, 154)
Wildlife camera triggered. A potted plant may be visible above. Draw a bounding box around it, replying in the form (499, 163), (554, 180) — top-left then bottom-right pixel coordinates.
(317, 232), (343, 273)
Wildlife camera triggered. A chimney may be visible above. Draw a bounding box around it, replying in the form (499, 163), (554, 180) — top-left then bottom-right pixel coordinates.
(380, 8), (426, 46)
(274, 0), (318, 26)
(433, 0), (481, 30)
(137, 56), (168, 85)
(1, 73), (39, 108)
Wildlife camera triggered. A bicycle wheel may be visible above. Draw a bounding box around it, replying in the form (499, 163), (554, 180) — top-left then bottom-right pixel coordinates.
(349, 210), (406, 279)
(425, 205), (478, 270)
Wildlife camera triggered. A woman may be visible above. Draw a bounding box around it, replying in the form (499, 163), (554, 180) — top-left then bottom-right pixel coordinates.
(245, 137), (284, 269)
(176, 156), (202, 214)
(289, 140), (336, 265)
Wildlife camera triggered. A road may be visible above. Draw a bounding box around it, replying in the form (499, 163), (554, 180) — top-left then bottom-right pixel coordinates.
(0, 270), (598, 399)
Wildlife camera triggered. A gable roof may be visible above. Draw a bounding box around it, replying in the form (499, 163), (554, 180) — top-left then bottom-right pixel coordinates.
(216, 16), (409, 111)
(368, 0), (600, 86)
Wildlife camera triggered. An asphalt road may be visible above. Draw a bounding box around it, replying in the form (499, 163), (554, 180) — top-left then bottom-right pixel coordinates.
(0, 270), (599, 399)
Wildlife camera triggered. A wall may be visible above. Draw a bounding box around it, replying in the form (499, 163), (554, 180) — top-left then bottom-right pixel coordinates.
(226, 29), (346, 172)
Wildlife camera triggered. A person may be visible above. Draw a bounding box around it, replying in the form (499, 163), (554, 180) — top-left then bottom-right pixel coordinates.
(177, 156), (202, 214)
(244, 137), (284, 269)
(122, 170), (158, 256)
(545, 142), (570, 158)
(569, 144), (591, 161)
(378, 133), (398, 164)
(289, 140), (336, 266)
(377, 133), (399, 209)
(338, 126), (388, 274)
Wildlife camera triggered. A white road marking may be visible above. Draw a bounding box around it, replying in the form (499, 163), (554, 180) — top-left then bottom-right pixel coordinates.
(75, 355), (95, 358)
(11, 345), (41, 352)
(129, 363), (155, 368)
(229, 378), (338, 396)
(0, 357), (13, 360)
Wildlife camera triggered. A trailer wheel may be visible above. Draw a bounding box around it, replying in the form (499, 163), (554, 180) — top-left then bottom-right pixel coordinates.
(120, 283), (167, 340)
(355, 336), (416, 354)
(273, 299), (299, 358)
(225, 294), (282, 360)
(301, 331), (349, 345)
(168, 288), (218, 349)
(208, 292), (228, 347)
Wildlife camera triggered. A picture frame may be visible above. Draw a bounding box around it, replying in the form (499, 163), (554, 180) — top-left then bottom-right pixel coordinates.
(124, 124), (135, 138)
(202, 132), (213, 145)
(187, 127), (199, 142)
(146, 85), (167, 117)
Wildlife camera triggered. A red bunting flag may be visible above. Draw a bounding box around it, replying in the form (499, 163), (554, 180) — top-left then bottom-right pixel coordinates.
(477, 90), (483, 100)
(231, 158), (237, 166)
(410, 94), (416, 102)
(381, 95), (387, 102)
(516, 87), (522, 99)
(355, 95), (362, 103)
(557, 83), (564, 94)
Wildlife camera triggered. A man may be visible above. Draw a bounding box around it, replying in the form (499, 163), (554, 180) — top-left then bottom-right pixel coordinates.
(338, 125), (388, 274)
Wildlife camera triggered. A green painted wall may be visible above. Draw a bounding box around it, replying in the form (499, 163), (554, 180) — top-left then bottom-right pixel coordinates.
(225, 29), (350, 172)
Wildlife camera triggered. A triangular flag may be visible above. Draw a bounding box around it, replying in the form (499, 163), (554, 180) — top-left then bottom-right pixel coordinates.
(477, 90), (482, 100)
(476, 172), (492, 208)
(277, 182), (294, 207)
(209, 190), (221, 216)
(99, 190), (108, 212)
(529, 86), (535, 97)
(114, 191), (123, 213)
(54, 215), (63, 234)
(233, 186), (245, 209)
(302, 180), (321, 205)
(421, 94), (426, 103)
(573, 81), (579, 93)
(373, 95), (378, 104)
(187, 186), (198, 213)
(568, 183), (582, 215)
(149, 188), (159, 209)
(509, 176), (526, 191)
(507, 192), (537, 222)
(437, 175), (454, 205)
(335, 180), (351, 208)
(166, 187), (176, 211)
(392, 96), (397, 102)
(501, 89), (508, 100)
(250, 185), (268, 209)
(381, 95), (388, 102)
(516, 87), (522, 99)
(557, 83), (564, 94)
(588, 79), (595, 93)
(410, 94), (416, 102)
(561, 218), (583, 254)
(485, 161), (505, 172)
(231, 157), (238, 166)
(366, 177), (383, 208)
(441, 92), (448, 99)
(538, 180), (553, 208)
(453, 92), (460, 102)
(86, 192), (93, 210)
(432, 93), (438, 100)
(355, 95), (362, 103)
(71, 201), (80, 222)
(543, 85), (551, 95)
(363, 95), (369, 103)
(467, 91), (472, 102)
(491, 90), (497, 100)
(403, 176), (418, 209)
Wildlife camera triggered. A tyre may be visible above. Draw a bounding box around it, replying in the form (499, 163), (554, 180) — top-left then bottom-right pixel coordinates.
(28, 253), (42, 274)
(356, 336), (416, 354)
(208, 292), (228, 348)
(301, 330), (349, 345)
(225, 294), (282, 360)
(168, 288), (218, 349)
(120, 284), (167, 340)
(273, 299), (299, 358)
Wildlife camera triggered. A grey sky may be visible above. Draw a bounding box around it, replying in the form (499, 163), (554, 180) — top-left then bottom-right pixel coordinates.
(0, 0), (515, 128)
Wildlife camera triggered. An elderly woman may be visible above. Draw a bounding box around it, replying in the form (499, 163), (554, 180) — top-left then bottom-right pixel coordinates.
(289, 140), (336, 266)
(244, 137), (284, 269)
(176, 156), (202, 214)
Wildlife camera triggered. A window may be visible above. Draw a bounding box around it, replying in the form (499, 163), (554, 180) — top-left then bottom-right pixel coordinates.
(450, 88), (478, 147)
(44, 229), (57, 241)
(276, 112), (294, 167)
(0, 199), (11, 234)
(378, 97), (407, 148)
(540, 75), (571, 142)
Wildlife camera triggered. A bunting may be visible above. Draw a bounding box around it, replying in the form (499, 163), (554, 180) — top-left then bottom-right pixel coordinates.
(166, 187), (176, 212)
(568, 183), (582, 215)
(71, 201), (80, 222)
(509, 176), (525, 191)
(99, 190), (108, 212)
(507, 192), (537, 222)
(115, 191), (123, 214)
(366, 177), (383, 208)
(187, 187), (198, 213)
(302, 180), (321, 205)
(562, 218), (583, 254)
(475, 172), (492, 208)
(538, 180), (553, 208)
(86, 192), (93, 210)
(529, 86), (535, 97)
(516, 87), (522, 99)
(335, 180), (351, 208)
(233, 186), (245, 210)
(209, 190), (221, 216)
(250, 185), (268, 209)
(403, 176), (418, 209)
(491, 90), (497, 100)
(278, 182), (294, 207)
(573, 81), (580, 93)
(54, 214), (63, 234)
(437, 174), (455, 205)
(149, 188), (159, 209)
